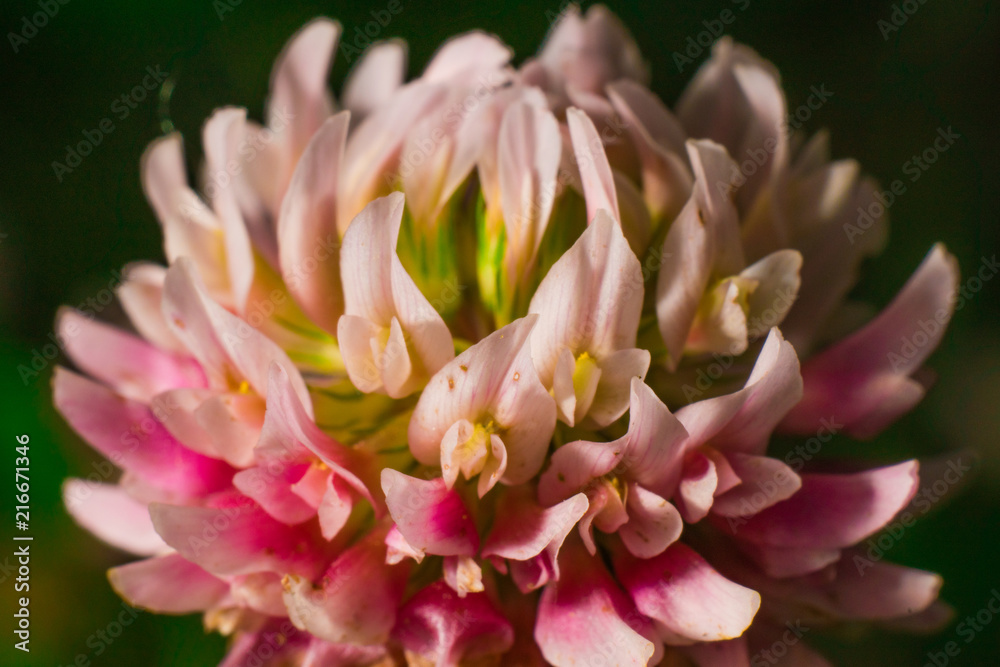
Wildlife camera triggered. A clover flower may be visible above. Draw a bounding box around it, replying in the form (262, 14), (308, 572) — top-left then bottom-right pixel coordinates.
(57, 5), (958, 665)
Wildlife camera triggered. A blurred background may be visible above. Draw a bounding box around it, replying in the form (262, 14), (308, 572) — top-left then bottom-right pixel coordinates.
(0, 0), (997, 664)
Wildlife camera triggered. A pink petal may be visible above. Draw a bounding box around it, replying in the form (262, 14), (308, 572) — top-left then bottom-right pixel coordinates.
(535, 538), (657, 666)
(711, 454), (802, 518)
(726, 461), (919, 550)
(338, 192), (454, 397)
(57, 308), (205, 402)
(232, 462), (315, 525)
(676, 38), (787, 211)
(567, 107), (620, 223)
(277, 113), (349, 335)
(162, 259), (312, 414)
(53, 368), (233, 499)
(149, 494), (327, 578)
(482, 487), (588, 592)
(381, 469), (479, 557)
(675, 451), (718, 524)
(283, 529), (408, 645)
(409, 315), (556, 485)
(257, 364), (380, 511)
(229, 572), (288, 616)
(783, 245), (959, 439)
(108, 553), (229, 613)
(302, 638), (388, 667)
(63, 480), (167, 556)
(537, 438), (621, 507)
(675, 328), (802, 456)
(394, 581), (514, 666)
(616, 542), (760, 644)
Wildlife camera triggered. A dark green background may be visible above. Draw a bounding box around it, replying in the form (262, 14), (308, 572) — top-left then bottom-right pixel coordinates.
(0, 0), (997, 664)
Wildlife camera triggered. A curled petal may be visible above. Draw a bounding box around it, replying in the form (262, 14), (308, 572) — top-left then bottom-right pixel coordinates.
(283, 529), (408, 645)
(63, 481), (167, 556)
(535, 537), (658, 666)
(342, 40), (407, 120)
(409, 316), (556, 485)
(394, 581), (515, 667)
(109, 553), (228, 614)
(338, 192), (454, 397)
(567, 107), (620, 224)
(616, 542), (761, 645)
(783, 245), (959, 439)
(278, 113), (349, 335)
(381, 469), (479, 557)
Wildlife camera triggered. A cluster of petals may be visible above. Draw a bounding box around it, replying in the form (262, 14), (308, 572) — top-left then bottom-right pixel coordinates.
(56, 5), (960, 666)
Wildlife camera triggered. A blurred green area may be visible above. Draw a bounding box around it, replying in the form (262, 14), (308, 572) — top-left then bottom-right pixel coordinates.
(0, 0), (997, 665)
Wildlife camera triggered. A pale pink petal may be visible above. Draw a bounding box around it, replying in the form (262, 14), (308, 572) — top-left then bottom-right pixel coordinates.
(619, 378), (691, 496)
(616, 542), (761, 644)
(740, 249), (802, 339)
(567, 107), (620, 223)
(676, 38), (786, 211)
(422, 31), (512, 83)
(409, 316), (556, 485)
(589, 348), (653, 427)
(257, 364), (380, 511)
(498, 101), (562, 282)
(726, 461), (919, 550)
(656, 139), (743, 369)
(63, 480), (167, 556)
(193, 392), (265, 467)
(442, 555), (484, 597)
(317, 475), (355, 541)
(607, 80), (691, 220)
(342, 40), (407, 120)
(230, 572), (287, 616)
(675, 451), (718, 524)
(53, 368), (233, 499)
(537, 438), (621, 507)
(116, 262), (187, 354)
(782, 245), (959, 439)
(108, 553), (229, 613)
(381, 469), (479, 557)
(202, 107), (256, 310)
(619, 484), (683, 559)
(528, 211), (648, 426)
(394, 581), (515, 666)
(277, 112), (349, 335)
(283, 530), (408, 645)
(162, 259), (312, 414)
(267, 17), (339, 159)
(535, 538), (657, 666)
(338, 192), (455, 397)
(676, 328), (802, 456)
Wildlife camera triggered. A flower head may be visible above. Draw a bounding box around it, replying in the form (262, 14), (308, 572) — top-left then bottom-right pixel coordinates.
(58, 6), (957, 665)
